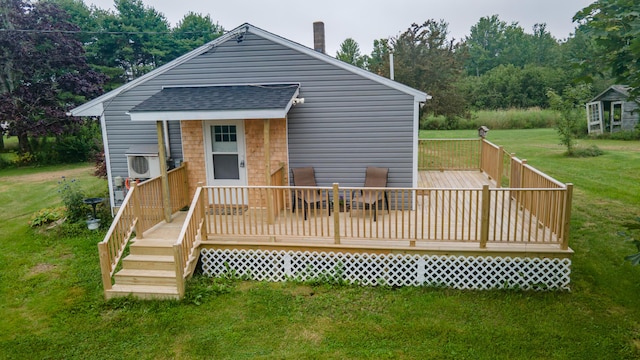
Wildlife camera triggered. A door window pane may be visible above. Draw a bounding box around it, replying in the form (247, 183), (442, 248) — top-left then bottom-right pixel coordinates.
(212, 125), (238, 152)
(213, 154), (239, 179)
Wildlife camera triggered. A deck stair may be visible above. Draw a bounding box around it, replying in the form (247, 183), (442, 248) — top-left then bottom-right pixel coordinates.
(105, 213), (187, 300)
(105, 238), (180, 300)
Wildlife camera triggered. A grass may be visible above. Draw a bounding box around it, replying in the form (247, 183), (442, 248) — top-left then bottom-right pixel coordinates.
(421, 108), (561, 130)
(1, 131), (640, 359)
(0, 135), (18, 165)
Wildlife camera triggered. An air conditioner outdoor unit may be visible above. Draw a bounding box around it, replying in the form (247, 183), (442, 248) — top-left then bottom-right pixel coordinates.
(125, 145), (161, 179)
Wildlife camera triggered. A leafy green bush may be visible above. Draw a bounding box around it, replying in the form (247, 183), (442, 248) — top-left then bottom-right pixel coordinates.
(53, 121), (102, 163)
(596, 129), (640, 141)
(420, 115), (449, 130)
(19, 120), (103, 166)
(14, 152), (36, 166)
(57, 177), (87, 222)
(571, 145), (604, 158)
(420, 108), (560, 131)
(29, 206), (65, 227)
(0, 154), (13, 169)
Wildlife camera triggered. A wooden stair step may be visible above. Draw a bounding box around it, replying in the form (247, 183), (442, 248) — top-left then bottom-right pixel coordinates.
(114, 269), (177, 286)
(105, 284), (180, 300)
(129, 239), (175, 256)
(123, 255), (176, 271)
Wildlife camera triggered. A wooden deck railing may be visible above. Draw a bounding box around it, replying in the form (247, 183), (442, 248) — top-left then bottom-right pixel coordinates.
(97, 164), (189, 291)
(174, 186), (207, 297)
(418, 139), (481, 170)
(480, 140), (504, 186)
(200, 183), (571, 249)
(420, 138), (572, 249)
(200, 139), (572, 251)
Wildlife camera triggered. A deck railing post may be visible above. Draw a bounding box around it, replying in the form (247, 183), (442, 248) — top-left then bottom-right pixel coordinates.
(131, 182), (143, 239)
(496, 146), (504, 188)
(173, 244), (185, 298)
(156, 121), (172, 223)
(333, 183), (340, 245)
(480, 185), (490, 248)
(197, 182), (208, 239)
(183, 162), (190, 206)
(561, 183), (573, 250)
(97, 242), (113, 292)
(479, 138), (484, 171)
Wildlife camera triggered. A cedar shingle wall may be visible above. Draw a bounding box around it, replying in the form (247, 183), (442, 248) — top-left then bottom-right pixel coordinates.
(245, 118), (288, 187)
(181, 119), (288, 205)
(180, 120), (206, 198)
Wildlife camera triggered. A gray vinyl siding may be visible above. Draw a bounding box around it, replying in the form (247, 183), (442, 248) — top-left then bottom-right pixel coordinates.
(103, 32), (416, 188)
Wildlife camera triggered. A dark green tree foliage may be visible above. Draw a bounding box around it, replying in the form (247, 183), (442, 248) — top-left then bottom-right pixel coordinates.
(46, 0), (99, 44)
(367, 38), (391, 76)
(530, 23), (561, 67)
(172, 12), (223, 56)
(558, 26), (600, 79)
(86, 0), (173, 86)
(460, 15), (572, 109)
(390, 20), (468, 120)
(336, 38), (368, 69)
(574, 0), (640, 100)
(0, 0), (106, 153)
(464, 15), (562, 76)
(462, 64), (568, 109)
(465, 15), (515, 76)
(54, 2), (223, 89)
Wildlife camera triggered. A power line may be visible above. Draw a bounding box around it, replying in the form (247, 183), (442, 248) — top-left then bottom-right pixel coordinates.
(0, 28), (218, 35)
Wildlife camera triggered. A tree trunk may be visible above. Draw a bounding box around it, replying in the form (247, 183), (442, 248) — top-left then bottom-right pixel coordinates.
(0, 133), (4, 151)
(17, 132), (30, 154)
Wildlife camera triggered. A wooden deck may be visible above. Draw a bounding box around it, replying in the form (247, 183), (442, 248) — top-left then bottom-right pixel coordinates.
(99, 139), (574, 299)
(419, 170), (493, 188)
(141, 171), (571, 258)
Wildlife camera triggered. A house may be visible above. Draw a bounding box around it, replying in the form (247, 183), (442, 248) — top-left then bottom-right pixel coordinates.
(70, 23), (574, 300)
(586, 85), (639, 134)
(70, 22), (429, 211)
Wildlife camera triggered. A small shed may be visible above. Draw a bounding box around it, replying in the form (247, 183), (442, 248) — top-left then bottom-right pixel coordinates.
(586, 85), (639, 134)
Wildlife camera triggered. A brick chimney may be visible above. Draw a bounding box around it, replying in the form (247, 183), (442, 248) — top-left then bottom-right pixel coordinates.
(313, 21), (325, 54)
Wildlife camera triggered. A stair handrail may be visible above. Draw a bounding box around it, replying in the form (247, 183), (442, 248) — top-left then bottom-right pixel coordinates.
(174, 186), (207, 295)
(97, 182), (140, 291)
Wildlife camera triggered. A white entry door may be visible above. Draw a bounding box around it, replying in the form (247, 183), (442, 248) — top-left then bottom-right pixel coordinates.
(204, 120), (247, 204)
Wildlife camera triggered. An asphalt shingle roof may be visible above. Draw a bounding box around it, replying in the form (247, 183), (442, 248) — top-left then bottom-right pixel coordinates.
(129, 84), (300, 113)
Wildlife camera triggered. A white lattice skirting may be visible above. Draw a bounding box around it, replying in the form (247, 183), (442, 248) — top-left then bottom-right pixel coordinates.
(200, 249), (571, 291)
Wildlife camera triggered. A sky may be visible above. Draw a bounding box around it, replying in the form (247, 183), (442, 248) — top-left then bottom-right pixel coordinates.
(85, 0), (595, 56)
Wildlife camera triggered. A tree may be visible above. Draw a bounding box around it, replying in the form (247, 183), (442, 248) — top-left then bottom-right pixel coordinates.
(390, 20), (468, 120)
(462, 64), (568, 109)
(0, 0), (106, 153)
(574, 0), (640, 100)
(530, 23), (560, 67)
(464, 15), (562, 77)
(367, 38), (390, 76)
(172, 12), (223, 57)
(547, 84), (593, 155)
(464, 15), (528, 76)
(336, 38), (368, 69)
(86, 0), (174, 86)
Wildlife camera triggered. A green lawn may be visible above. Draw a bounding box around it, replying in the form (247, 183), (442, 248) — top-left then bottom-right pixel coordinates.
(1, 130), (639, 359)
